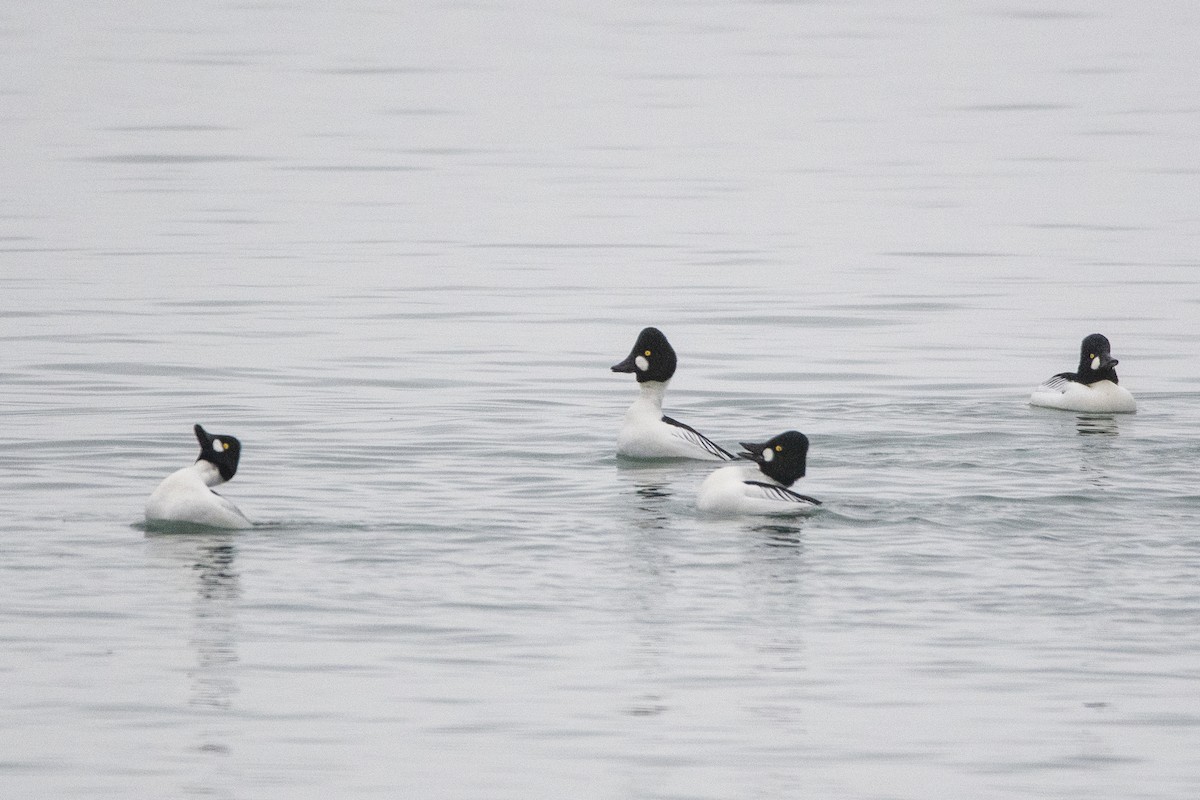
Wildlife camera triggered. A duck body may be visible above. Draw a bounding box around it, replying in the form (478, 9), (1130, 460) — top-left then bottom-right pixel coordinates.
(145, 424), (252, 530)
(697, 431), (821, 516)
(616, 381), (736, 460)
(1030, 377), (1136, 413)
(145, 462), (252, 530)
(612, 327), (735, 461)
(697, 463), (821, 516)
(1030, 333), (1136, 413)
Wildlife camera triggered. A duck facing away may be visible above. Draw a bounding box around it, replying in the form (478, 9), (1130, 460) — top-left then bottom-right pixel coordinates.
(1030, 333), (1136, 413)
(145, 424), (252, 530)
(611, 326), (736, 461)
(697, 430), (821, 516)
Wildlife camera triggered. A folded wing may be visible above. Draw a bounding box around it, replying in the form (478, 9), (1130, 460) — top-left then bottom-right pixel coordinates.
(662, 415), (737, 460)
(743, 480), (822, 506)
(1034, 372), (1074, 395)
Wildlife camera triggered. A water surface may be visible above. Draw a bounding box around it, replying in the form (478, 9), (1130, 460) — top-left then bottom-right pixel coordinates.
(3, 2), (1200, 798)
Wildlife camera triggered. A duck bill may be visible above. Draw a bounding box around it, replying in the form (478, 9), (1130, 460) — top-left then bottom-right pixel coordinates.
(1101, 355), (1118, 369)
(738, 441), (766, 462)
(194, 424), (213, 446)
(611, 354), (637, 373)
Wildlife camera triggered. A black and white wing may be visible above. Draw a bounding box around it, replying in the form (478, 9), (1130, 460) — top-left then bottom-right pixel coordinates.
(209, 489), (252, 524)
(743, 481), (822, 506)
(1035, 372), (1075, 395)
(662, 415), (737, 460)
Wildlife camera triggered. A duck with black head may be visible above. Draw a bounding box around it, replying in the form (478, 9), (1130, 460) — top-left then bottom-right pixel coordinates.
(697, 430), (822, 516)
(1030, 333), (1136, 413)
(145, 424), (252, 530)
(611, 327), (736, 461)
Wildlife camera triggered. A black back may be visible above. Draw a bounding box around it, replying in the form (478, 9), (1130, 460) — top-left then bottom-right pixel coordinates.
(739, 430), (810, 487)
(611, 327), (678, 383)
(194, 423), (242, 482)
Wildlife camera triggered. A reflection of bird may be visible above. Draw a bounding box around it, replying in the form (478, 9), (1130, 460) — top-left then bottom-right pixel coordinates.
(144, 531), (242, 739)
(611, 327), (735, 460)
(698, 431), (821, 516)
(188, 540), (240, 711)
(146, 424), (252, 529)
(1076, 415), (1120, 436)
(1030, 334), (1136, 413)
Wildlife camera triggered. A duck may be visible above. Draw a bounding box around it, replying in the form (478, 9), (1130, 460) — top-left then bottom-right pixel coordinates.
(145, 424), (252, 530)
(697, 430), (821, 516)
(611, 327), (736, 460)
(1030, 333), (1136, 413)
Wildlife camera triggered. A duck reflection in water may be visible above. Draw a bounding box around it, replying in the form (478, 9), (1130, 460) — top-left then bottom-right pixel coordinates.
(145, 531), (241, 788)
(1072, 414), (1122, 491)
(145, 533), (241, 708)
(631, 482), (672, 530)
(753, 523), (806, 548)
(188, 538), (240, 711)
(617, 461), (679, 529)
(1076, 413), (1120, 437)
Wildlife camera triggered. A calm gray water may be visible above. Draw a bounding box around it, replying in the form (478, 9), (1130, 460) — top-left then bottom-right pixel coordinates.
(3, 2), (1200, 798)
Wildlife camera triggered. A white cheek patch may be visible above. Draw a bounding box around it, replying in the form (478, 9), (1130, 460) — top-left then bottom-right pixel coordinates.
(761, 448), (774, 462)
(635, 355), (649, 372)
(212, 438), (223, 451)
(1091, 356), (1101, 370)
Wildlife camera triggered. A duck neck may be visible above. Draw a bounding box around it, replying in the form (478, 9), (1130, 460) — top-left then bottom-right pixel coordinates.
(193, 459), (227, 487)
(636, 379), (669, 411)
(624, 380), (670, 423)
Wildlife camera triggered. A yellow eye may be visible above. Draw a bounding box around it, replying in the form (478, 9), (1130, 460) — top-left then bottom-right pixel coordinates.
(1089, 354), (1095, 359)
(222, 442), (230, 451)
(644, 350), (651, 356)
(775, 445), (783, 452)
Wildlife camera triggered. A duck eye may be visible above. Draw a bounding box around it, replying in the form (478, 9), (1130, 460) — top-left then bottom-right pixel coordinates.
(223, 442), (230, 451)
(775, 445), (783, 452)
(644, 350), (651, 356)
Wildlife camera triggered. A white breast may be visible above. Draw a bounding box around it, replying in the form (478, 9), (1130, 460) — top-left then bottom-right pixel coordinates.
(1030, 379), (1136, 413)
(145, 464), (252, 530)
(617, 382), (729, 461)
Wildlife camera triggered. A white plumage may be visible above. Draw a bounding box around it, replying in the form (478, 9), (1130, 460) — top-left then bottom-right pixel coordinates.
(616, 382), (735, 460)
(1029, 333), (1136, 413)
(697, 463), (821, 516)
(145, 424), (251, 530)
(1030, 377), (1136, 413)
(611, 327), (735, 461)
(145, 461), (252, 530)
